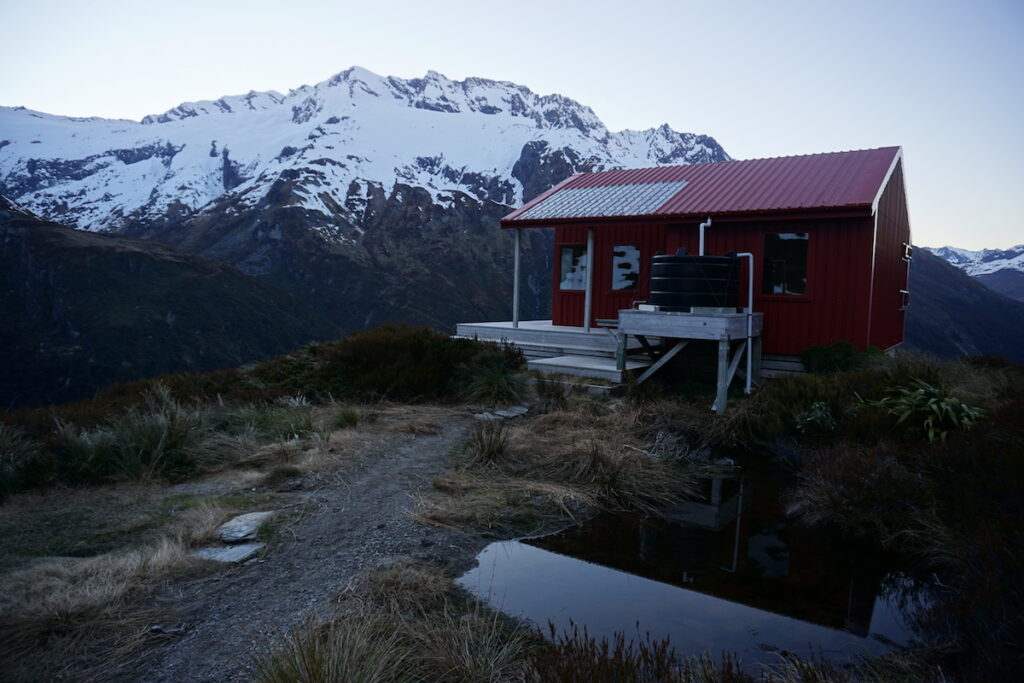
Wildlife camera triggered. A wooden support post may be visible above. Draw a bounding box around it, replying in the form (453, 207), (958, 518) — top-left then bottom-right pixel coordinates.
(752, 336), (763, 381)
(583, 228), (594, 332)
(635, 340), (688, 385)
(713, 339), (730, 413)
(710, 478), (723, 505)
(635, 335), (659, 361)
(616, 333), (627, 372)
(512, 228), (520, 328)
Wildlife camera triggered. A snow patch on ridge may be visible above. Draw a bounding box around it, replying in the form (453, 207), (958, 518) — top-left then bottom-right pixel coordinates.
(0, 67), (728, 233)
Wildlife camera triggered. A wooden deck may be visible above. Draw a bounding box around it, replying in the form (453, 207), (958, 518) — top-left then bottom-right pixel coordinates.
(457, 312), (765, 407)
(456, 320), (649, 382)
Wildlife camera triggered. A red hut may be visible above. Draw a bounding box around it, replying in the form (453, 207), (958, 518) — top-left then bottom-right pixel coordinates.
(458, 147), (911, 407)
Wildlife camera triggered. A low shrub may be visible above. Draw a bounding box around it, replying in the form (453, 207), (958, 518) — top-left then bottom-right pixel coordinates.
(333, 407), (360, 430)
(0, 425), (40, 502)
(322, 324), (522, 401)
(461, 358), (525, 406)
(801, 339), (882, 374)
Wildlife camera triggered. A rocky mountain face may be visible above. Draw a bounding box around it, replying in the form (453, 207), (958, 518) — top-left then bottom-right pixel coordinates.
(905, 248), (1024, 363)
(0, 197), (340, 409)
(0, 67), (729, 331)
(923, 244), (1024, 302)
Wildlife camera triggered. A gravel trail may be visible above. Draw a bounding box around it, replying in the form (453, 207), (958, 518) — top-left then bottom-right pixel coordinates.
(121, 414), (484, 682)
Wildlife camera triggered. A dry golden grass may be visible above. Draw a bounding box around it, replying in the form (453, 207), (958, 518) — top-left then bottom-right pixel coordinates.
(0, 484), (241, 679)
(345, 560), (453, 614)
(254, 561), (527, 683)
(416, 401), (700, 533)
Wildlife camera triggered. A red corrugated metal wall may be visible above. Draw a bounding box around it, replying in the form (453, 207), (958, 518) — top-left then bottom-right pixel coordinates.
(552, 216), (881, 356)
(552, 223), (666, 327)
(868, 161), (911, 350)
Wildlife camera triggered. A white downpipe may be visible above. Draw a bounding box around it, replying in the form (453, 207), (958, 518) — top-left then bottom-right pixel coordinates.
(512, 229), (521, 328)
(583, 228), (594, 332)
(737, 252), (754, 394)
(698, 217), (712, 255)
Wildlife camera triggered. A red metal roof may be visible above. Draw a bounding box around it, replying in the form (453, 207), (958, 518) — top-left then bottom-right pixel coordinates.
(503, 147), (902, 224)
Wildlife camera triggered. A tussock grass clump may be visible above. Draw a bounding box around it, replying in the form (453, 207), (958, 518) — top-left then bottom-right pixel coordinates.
(527, 621), (749, 682)
(254, 562), (527, 683)
(419, 402), (701, 534)
(348, 561), (453, 615)
(533, 374), (570, 412)
(461, 356), (526, 406)
(333, 407), (360, 429)
(253, 611), (414, 683)
(465, 421), (509, 467)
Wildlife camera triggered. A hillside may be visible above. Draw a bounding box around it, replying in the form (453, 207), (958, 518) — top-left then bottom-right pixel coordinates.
(0, 197), (339, 409)
(905, 247), (1024, 362)
(0, 67), (728, 331)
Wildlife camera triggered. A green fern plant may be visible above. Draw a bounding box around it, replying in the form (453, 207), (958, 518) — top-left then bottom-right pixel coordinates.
(870, 379), (984, 443)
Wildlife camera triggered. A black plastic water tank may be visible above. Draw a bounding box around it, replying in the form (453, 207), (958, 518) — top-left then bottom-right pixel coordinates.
(648, 251), (740, 311)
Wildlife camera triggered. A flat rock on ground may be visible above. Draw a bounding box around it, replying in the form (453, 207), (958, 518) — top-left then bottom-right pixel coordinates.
(191, 543), (265, 564)
(117, 414), (487, 682)
(216, 511), (277, 543)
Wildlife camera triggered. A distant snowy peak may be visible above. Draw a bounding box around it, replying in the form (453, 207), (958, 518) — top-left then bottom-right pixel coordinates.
(141, 67), (609, 137)
(141, 90), (286, 124)
(0, 66), (729, 235)
(923, 245), (1024, 276)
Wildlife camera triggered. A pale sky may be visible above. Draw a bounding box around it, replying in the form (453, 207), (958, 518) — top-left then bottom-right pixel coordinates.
(1, 0), (1021, 249)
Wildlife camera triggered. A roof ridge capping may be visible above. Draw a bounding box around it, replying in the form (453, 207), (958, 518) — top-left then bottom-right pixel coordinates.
(503, 146), (902, 224)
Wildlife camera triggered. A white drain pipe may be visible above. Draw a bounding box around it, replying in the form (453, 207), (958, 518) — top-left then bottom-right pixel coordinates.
(583, 228), (594, 332)
(698, 217), (712, 255)
(512, 229), (521, 328)
(737, 252), (754, 394)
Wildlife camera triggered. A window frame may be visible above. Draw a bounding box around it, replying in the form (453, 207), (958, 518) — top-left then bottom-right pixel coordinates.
(609, 244), (642, 292)
(558, 244), (588, 292)
(761, 232), (810, 298)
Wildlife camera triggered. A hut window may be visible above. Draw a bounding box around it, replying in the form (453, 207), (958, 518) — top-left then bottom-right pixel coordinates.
(559, 245), (587, 290)
(763, 233), (808, 295)
(611, 245), (640, 290)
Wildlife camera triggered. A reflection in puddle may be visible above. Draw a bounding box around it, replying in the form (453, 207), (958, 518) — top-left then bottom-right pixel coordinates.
(458, 476), (917, 668)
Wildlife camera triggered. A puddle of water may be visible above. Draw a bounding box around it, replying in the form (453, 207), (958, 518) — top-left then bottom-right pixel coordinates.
(458, 477), (918, 668)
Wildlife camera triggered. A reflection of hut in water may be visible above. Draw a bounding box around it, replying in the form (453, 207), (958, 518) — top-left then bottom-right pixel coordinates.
(526, 477), (884, 637)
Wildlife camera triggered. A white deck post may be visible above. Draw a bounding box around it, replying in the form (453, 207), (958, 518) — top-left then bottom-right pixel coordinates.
(512, 228), (521, 328)
(583, 228), (594, 332)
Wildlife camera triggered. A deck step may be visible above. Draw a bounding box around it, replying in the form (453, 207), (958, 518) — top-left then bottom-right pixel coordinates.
(454, 336), (647, 361)
(527, 355), (651, 383)
(456, 322), (636, 352)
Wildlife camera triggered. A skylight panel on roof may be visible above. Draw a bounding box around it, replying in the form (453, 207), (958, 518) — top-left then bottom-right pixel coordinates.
(516, 181), (687, 220)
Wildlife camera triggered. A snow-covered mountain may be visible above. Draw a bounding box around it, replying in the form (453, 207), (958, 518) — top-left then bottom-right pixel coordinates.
(922, 244), (1024, 302)
(924, 245), (1024, 276)
(0, 66), (726, 237)
(0, 67), (728, 333)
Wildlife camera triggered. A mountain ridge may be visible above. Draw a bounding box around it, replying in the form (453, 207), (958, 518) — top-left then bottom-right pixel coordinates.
(0, 66), (729, 334)
(922, 244), (1024, 302)
(0, 196), (340, 409)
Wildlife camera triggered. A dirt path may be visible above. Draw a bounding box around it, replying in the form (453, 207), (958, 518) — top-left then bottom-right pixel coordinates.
(120, 413), (485, 682)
